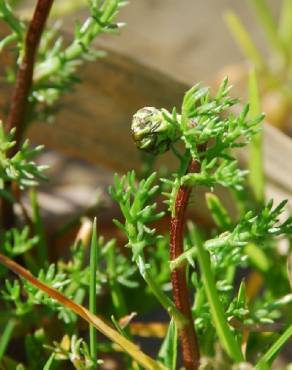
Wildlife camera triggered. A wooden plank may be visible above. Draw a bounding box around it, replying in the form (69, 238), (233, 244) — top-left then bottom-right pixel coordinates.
(1, 38), (291, 194)
(27, 47), (187, 172)
(0, 24), (290, 227)
(25, 46), (292, 192)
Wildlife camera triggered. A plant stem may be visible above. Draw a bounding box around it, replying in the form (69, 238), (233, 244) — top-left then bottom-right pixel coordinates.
(6, 0), (54, 143)
(191, 224), (244, 362)
(2, 0), (54, 229)
(137, 256), (187, 327)
(89, 218), (98, 366)
(33, 1), (117, 83)
(169, 158), (200, 370)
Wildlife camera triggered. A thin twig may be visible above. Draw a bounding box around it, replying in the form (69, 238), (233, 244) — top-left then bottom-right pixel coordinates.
(170, 157), (201, 370)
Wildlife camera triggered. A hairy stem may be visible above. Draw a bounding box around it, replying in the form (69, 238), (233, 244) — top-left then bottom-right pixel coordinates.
(170, 158), (201, 370)
(2, 0), (54, 229)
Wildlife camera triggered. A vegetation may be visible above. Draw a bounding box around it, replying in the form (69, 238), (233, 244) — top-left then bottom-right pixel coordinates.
(0, 0), (291, 369)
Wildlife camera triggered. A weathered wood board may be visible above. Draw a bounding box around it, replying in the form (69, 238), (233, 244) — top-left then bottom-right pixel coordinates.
(27, 47), (187, 172)
(24, 46), (292, 202)
(0, 43), (290, 222)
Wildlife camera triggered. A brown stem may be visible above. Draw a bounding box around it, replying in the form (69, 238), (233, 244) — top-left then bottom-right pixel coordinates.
(2, 0), (54, 229)
(6, 0), (54, 142)
(170, 158), (201, 370)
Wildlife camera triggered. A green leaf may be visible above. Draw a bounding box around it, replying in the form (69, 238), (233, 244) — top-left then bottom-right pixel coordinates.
(0, 320), (16, 361)
(206, 193), (232, 230)
(279, 0), (292, 50)
(248, 68), (265, 204)
(249, 0), (285, 55)
(89, 217), (98, 362)
(224, 10), (265, 69)
(188, 223), (244, 362)
(158, 319), (178, 370)
(244, 243), (270, 272)
(30, 189), (48, 266)
(255, 324), (292, 369)
(43, 354), (55, 370)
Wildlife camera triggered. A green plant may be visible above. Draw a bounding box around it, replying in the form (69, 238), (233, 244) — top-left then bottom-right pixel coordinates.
(0, 0), (291, 369)
(124, 77), (291, 369)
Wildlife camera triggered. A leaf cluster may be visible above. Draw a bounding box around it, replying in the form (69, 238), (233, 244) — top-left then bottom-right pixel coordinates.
(1, 226), (38, 258)
(109, 171), (164, 261)
(156, 78), (264, 214)
(0, 123), (47, 194)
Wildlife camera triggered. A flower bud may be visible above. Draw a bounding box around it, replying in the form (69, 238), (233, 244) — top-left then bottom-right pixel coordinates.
(131, 107), (175, 155)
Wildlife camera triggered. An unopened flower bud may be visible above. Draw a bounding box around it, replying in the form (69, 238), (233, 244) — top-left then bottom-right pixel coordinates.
(131, 107), (176, 155)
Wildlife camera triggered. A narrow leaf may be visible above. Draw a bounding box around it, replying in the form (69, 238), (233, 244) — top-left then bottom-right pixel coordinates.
(188, 223), (244, 362)
(249, 0), (284, 55)
(255, 324), (292, 369)
(158, 319), (178, 370)
(206, 193), (232, 230)
(89, 217), (98, 362)
(248, 68), (264, 204)
(224, 10), (265, 70)
(0, 320), (16, 361)
(30, 189), (48, 266)
(43, 354), (55, 370)
(279, 0), (292, 49)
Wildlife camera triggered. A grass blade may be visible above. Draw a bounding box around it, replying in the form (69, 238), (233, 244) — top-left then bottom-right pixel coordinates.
(248, 68), (265, 204)
(249, 0), (284, 55)
(158, 319), (178, 370)
(188, 223), (244, 362)
(255, 324), (292, 369)
(89, 217), (98, 364)
(279, 0), (292, 50)
(30, 189), (48, 266)
(0, 320), (16, 361)
(43, 354), (55, 370)
(0, 253), (167, 370)
(224, 10), (265, 70)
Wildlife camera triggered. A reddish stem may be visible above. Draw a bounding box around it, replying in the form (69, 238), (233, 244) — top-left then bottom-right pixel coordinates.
(170, 158), (201, 370)
(6, 0), (54, 143)
(2, 0), (54, 229)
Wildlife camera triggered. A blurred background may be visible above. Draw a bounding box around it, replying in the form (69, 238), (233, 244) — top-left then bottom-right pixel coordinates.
(99, 0), (276, 83)
(7, 0), (288, 234)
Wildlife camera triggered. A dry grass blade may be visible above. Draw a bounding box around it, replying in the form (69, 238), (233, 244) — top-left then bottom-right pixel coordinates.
(0, 253), (167, 370)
